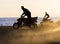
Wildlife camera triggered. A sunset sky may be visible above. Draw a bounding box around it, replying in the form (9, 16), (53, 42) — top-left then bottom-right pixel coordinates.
(0, 0), (60, 17)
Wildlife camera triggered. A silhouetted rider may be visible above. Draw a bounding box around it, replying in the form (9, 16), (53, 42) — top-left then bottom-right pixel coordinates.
(44, 12), (50, 19)
(21, 6), (31, 19)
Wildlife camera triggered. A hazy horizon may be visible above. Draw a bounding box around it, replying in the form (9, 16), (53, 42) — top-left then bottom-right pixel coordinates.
(0, 17), (60, 26)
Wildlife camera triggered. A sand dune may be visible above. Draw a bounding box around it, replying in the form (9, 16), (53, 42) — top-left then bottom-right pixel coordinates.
(0, 20), (60, 44)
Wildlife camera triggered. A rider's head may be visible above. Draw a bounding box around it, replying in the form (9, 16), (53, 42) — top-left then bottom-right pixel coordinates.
(21, 6), (24, 10)
(45, 12), (47, 14)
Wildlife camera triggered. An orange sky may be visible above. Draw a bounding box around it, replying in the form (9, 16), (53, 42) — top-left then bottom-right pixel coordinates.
(0, 0), (60, 17)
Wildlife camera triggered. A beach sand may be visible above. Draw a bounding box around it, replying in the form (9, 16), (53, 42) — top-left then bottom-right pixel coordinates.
(0, 20), (60, 44)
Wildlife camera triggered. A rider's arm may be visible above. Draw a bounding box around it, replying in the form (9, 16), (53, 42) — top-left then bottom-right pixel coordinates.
(22, 13), (24, 15)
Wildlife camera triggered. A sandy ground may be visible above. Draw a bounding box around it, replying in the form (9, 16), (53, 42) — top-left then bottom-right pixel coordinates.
(0, 20), (60, 44)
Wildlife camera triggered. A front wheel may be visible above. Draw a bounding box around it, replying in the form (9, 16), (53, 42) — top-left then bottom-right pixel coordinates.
(13, 23), (19, 29)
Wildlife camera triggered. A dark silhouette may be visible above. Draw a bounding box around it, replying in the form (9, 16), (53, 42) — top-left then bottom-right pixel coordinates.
(43, 12), (50, 21)
(13, 6), (38, 29)
(44, 12), (50, 19)
(13, 17), (37, 29)
(21, 6), (31, 20)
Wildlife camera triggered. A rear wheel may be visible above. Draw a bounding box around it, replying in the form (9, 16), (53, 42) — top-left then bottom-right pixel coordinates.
(13, 23), (19, 29)
(30, 25), (34, 29)
(30, 24), (37, 29)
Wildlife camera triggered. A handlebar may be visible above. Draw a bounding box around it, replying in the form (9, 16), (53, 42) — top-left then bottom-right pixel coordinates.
(21, 15), (24, 18)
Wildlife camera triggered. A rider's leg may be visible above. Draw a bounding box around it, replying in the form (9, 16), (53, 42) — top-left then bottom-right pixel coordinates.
(46, 14), (50, 19)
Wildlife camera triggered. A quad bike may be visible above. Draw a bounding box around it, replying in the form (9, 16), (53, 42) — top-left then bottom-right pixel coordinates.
(13, 15), (38, 29)
(42, 16), (53, 23)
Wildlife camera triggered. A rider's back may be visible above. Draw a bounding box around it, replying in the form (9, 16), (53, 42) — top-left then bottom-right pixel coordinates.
(23, 8), (31, 18)
(23, 8), (30, 14)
